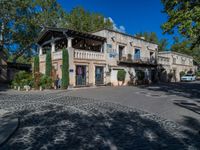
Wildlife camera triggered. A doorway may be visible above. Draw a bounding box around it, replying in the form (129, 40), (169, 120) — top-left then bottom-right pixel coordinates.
(76, 65), (87, 86)
(95, 66), (104, 85)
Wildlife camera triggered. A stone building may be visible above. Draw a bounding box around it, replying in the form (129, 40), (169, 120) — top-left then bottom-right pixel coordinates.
(37, 27), (158, 87)
(93, 29), (158, 85)
(158, 51), (195, 82)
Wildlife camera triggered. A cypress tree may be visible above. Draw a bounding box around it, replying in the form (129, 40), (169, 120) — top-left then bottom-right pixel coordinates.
(45, 51), (52, 77)
(62, 48), (69, 89)
(34, 56), (39, 73)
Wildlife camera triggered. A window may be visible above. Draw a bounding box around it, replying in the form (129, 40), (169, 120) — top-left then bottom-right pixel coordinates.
(134, 49), (140, 60)
(107, 44), (112, 49)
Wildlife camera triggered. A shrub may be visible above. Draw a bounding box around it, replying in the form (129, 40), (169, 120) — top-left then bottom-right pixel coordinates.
(45, 51), (52, 77)
(62, 49), (69, 89)
(195, 70), (200, 77)
(117, 70), (126, 81)
(136, 70), (145, 80)
(179, 71), (185, 77)
(12, 71), (33, 88)
(39, 75), (52, 89)
(34, 56), (39, 73)
(168, 72), (173, 82)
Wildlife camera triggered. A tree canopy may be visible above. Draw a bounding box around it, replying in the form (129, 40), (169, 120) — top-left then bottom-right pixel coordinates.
(161, 0), (200, 47)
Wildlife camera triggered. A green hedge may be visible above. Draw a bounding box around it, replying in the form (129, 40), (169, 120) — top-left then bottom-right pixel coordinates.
(117, 70), (126, 81)
(12, 71), (33, 88)
(62, 48), (69, 89)
(45, 51), (52, 77)
(39, 75), (52, 89)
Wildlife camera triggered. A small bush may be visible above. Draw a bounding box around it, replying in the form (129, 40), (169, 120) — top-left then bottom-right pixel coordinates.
(117, 70), (126, 81)
(195, 71), (200, 77)
(12, 71), (33, 88)
(39, 75), (52, 89)
(136, 70), (145, 81)
(179, 71), (185, 77)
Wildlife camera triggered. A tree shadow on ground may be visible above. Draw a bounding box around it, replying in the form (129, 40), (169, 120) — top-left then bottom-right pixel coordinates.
(178, 116), (200, 148)
(140, 82), (200, 99)
(1, 103), (198, 150)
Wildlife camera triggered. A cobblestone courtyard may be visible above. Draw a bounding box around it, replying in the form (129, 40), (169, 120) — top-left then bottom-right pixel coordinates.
(0, 84), (200, 149)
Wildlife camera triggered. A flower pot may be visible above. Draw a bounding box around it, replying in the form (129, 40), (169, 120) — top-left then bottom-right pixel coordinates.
(39, 86), (43, 91)
(17, 86), (21, 91)
(118, 81), (123, 86)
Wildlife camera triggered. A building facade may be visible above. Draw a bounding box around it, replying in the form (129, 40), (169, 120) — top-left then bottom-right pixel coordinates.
(37, 28), (158, 87)
(158, 51), (195, 82)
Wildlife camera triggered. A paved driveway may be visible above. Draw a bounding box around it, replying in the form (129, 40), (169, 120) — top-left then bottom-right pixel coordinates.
(0, 82), (199, 149)
(67, 82), (200, 126)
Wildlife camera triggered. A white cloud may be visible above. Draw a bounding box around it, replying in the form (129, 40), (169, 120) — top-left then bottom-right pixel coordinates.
(108, 17), (126, 33)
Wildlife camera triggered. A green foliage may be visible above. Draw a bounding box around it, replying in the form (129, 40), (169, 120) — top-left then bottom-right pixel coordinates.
(136, 71), (145, 80)
(195, 71), (200, 77)
(117, 70), (126, 81)
(34, 56), (39, 73)
(62, 49), (69, 89)
(1, 0), (67, 60)
(161, 0), (200, 47)
(39, 75), (52, 89)
(45, 51), (52, 77)
(66, 6), (113, 32)
(12, 71), (33, 88)
(179, 71), (186, 77)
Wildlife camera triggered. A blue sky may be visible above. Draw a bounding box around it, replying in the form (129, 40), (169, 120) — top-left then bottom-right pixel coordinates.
(57, 0), (174, 47)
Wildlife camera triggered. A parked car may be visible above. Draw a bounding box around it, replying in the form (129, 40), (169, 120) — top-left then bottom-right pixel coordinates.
(181, 74), (196, 82)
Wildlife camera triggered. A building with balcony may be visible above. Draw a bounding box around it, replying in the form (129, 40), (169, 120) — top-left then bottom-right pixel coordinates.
(158, 51), (195, 82)
(37, 27), (158, 87)
(93, 29), (158, 85)
(38, 27), (106, 87)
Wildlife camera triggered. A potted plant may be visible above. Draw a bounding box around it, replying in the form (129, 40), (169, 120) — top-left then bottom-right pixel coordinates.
(117, 70), (126, 86)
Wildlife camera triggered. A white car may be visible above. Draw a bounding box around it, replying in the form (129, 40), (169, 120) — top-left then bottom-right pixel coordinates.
(181, 74), (196, 82)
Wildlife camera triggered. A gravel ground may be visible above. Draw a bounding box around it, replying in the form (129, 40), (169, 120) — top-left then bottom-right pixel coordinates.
(0, 91), (199, 150)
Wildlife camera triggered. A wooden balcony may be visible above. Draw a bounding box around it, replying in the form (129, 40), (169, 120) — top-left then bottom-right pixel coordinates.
(74, 49), (105, 61)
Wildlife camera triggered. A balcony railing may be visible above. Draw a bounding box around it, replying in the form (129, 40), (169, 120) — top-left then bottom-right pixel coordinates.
(52, 51), (62, 60)
(39, 54), (46, 62)
(119, 56), (157, 65)
(74, 49), (105, 60)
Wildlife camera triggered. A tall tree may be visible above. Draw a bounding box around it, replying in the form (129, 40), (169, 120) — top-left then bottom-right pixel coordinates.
(0, 0), (67, 62)
(45, 51), (52, 77)
(66, 6), (113, 32)
(62, 49), (69, 89)
(161, 0), (200, 47)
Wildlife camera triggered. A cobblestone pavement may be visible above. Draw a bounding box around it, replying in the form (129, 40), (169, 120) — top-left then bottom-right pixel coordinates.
(0, 91), (199, 150)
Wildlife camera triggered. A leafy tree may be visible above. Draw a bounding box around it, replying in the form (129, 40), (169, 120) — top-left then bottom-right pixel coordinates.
(66, 6), (113, 32)
(62, 49), (69, 89)
(0, 0), (67, 62)
(45, 51), (52, 77)
(161, 0), (200, 47)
